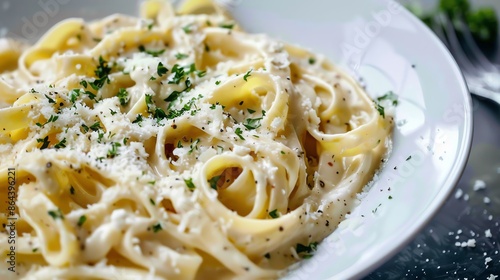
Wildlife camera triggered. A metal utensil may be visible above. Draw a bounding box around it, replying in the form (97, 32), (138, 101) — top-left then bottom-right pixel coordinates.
(432, 13), (500, 105)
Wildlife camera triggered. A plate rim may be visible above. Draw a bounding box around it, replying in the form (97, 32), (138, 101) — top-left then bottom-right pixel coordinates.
(339, 2), (474, 279)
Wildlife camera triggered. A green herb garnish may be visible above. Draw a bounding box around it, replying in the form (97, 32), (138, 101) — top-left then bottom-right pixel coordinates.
(269, 209), (279, 219)
(235, 127), (245, 140)
(117, 88), (129, 106)
(54, 138), (67, 149)
(107, 142), (121, 158)
(175, 53), (189, 59)
(45, 94), (56, 104)
(77, 215), (87, 226)
(208, 176), (220, 190)
(219, 23), (235, 29)
(36, 136), (50, 150)
(243, 69), (252, 81)
(138, 45), (165, 57)
(157, 62), (168, 77)
(48, 209), (64, 220)
(377, 91), (398, 106)
(152, 223), (163, 233)
(184, 178), (196, 191)
(295, 242), (318, 259)
(90, 56), (112, 90)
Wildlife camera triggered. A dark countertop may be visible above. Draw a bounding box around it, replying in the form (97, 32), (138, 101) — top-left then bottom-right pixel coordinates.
(367, 96), (500, 279)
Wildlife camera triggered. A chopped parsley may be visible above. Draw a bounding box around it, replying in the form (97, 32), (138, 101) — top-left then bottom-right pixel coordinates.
(70, 185), (75, 195)
(184, 178), (196, 191)
(97, 132), (104, 143)
(165, 95), (202, 119)
(138, 45), (165, 57)
(145, 94), (168, 122)
(153, 108), (167, 121)
(132, 114), (144, 124)
(36, 136), (50, 150)
(215, 80), (221, 85)
(188, 139), (200, 154)
(150, 198), (156, 206)
(45, 94), (56, 104)
(48, 209), (64, 220)
(84, 90), (97, 101)
(247, 108), (256, 114)
(90, 56), (112, 90)
(269, 209), (279, 219)
(77, 215), (87, 226)
(219, 23), (235, 29)
(375, 103), (385, 118)
(54, 138), (67, 149)
(81, 124), (90, 133)
(145, 94), (154, 111)
(208, 176), (221, 190)
(376, 91), (398, 106)
(168, 64), (191, 85)
(308, 57), (316, 65)
(196, 70), (207, 78)
(152, 223), (163, 233)
(243, 69), (252, 81)
(107, 142), (121, 158)
(89, 121), (101, 132)
(109, 109), (117, 115)
(243, 117), (262, 130)
(157, 62), (168, 77)
(295, 242), (318, 259)
(235, 127), (245, 140)
(175, 53), (189, 59)
(80, 80), (88, 88)
(182, 24), (193, 34)
(70, 89), (81, 103)
(117, 88), (129, 106)
(36, 115), (59, 127)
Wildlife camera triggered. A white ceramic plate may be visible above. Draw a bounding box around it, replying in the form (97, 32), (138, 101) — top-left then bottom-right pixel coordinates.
(0, 0), (473, 279)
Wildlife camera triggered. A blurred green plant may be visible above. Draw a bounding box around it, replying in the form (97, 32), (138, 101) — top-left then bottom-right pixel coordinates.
(407, 0), (498, 46)
(467, 7), (498, 43)
(439, 0), (470, 17)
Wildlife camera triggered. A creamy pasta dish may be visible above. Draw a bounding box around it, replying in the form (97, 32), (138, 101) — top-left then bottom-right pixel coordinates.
(0, 1), (393, 279)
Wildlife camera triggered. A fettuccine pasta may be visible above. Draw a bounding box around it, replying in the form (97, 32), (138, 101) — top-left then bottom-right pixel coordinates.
(0, 1), (393, 279)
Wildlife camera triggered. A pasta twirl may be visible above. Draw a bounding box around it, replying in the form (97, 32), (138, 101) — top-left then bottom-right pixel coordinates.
(0, 1), (393, 279)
